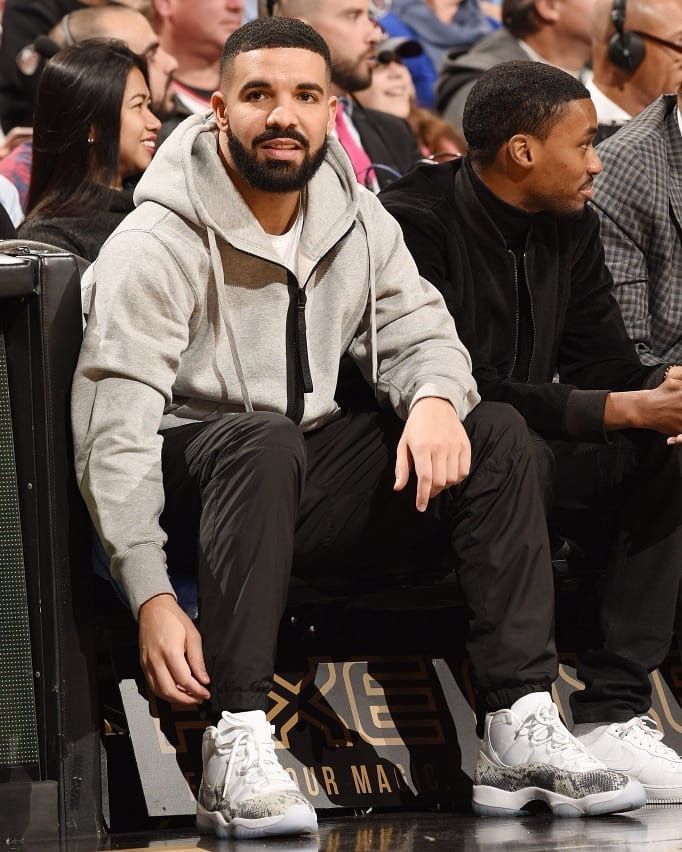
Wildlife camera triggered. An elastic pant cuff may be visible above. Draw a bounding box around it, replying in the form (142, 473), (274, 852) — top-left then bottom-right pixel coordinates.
(211, 685), (271, 715)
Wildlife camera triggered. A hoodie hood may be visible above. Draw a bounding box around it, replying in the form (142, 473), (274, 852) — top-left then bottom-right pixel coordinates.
(135, 113), (361, 285)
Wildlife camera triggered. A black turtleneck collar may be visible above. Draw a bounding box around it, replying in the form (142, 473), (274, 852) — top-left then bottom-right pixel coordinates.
(465, 157), (538, 250)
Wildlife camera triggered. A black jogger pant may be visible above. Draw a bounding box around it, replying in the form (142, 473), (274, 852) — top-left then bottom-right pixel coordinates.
(531, 429), (682, 724)
(160, 402), (557, 719)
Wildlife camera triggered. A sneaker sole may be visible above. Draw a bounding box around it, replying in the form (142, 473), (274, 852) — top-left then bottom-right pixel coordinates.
(196, 802), (318, 839)
(643, 785), (682, 805)
(472, 777), (646, 818)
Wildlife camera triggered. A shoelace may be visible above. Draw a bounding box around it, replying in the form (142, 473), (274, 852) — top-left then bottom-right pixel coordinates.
(614, 716), (681, 761)
(215, 723), (294, 797)
(516, 704), (596, 765)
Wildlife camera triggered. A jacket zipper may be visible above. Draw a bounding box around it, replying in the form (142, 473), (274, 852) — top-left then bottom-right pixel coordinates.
(508, 250), (520, 379)
(221, 221), (356, 425)
(284, 222), (357, 425)
(286, 273), (314, 425)
(522, 252), (536, 381)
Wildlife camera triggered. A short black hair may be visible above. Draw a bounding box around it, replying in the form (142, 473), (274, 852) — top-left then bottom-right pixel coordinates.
(502, 0), (540, 39)
(463, 61), (591, 167)
(220, 16), (332, 81)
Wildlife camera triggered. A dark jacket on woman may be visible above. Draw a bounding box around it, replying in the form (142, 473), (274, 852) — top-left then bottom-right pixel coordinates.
(380, 157), (662, 443)
(18, 186), (134, 262)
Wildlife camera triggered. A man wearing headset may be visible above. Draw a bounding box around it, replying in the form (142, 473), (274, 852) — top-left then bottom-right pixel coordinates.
(588, 0), (682, 142)
(271, 0), (421, 190)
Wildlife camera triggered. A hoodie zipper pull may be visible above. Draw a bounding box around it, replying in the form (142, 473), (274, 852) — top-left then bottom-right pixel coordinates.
(296, 288), (314, 394)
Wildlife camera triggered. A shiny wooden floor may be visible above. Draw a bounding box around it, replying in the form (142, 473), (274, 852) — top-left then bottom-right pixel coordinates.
(95, 807), (682, 852)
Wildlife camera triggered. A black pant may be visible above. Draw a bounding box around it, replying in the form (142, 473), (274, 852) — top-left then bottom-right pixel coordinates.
(531, 429), (682, 723)
(160, 402), (557, 720)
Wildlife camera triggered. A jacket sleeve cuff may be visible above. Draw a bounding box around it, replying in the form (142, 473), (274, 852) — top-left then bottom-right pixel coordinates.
(409, 380), (481, 422)
(563, 389), (609, 442)
(112, 543), (177, 621)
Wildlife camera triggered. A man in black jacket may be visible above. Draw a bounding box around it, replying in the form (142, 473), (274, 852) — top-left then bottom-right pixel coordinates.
(381, 60), (682, 804)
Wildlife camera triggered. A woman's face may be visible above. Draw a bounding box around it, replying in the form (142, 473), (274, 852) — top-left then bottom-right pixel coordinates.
(354, 59), (415, 120)
(117, 67), (161, 182)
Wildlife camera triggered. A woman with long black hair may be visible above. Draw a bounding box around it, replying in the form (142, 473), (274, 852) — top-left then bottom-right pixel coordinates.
(19, 38), (160, 260)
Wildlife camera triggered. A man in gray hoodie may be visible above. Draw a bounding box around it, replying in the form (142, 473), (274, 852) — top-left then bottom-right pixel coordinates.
(71, 16), (644, 840)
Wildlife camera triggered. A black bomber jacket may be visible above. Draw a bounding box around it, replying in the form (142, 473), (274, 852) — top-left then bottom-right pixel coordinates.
(380, 157), (663, 442)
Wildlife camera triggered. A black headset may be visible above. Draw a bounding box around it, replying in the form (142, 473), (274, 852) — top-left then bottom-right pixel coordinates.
(607, 0), (645, 72)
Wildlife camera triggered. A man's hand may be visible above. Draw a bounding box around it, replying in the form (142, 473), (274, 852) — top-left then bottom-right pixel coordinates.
(606, 367), (682, 442)
(394, 397), (471, 512)
(138, 593), (211, 706)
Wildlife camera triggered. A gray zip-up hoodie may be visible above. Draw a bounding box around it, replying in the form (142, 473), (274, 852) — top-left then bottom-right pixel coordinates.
(71, 114), (479, 618)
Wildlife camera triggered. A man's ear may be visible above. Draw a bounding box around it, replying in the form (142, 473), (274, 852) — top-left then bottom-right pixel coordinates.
(212, 90), (229, 131)
(533, 0), (561, 25)
(507, 134), (535, 171)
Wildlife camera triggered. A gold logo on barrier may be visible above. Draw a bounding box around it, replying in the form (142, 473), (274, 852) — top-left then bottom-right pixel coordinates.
(267, 656), (445, 749)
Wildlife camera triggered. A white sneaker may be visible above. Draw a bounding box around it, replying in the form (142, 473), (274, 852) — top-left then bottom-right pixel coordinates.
(574, 716), (682, 804)
(196, 710), (318, 839)
(472, 692), (646, 817)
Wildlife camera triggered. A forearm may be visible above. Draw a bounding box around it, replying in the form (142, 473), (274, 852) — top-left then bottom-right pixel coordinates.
(603, 390), (648, 431)
(605, 366), (682, 433)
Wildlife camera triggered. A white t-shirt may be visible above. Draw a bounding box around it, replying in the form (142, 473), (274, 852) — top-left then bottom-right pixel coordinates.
(267, 200), (305, 279)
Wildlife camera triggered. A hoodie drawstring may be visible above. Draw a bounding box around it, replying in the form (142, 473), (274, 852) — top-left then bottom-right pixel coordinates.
(357, 216), (378, 390)
(207, 228), (254, 413)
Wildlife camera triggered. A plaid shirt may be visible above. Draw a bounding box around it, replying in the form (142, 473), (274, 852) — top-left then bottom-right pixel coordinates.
(592, 95), (682, 366)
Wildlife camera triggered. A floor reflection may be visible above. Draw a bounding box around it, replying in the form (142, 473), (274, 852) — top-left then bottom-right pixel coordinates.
(17, 806), (682, 852)
(99, 806), (682, 852)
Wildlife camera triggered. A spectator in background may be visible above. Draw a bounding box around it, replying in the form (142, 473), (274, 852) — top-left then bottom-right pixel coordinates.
(380, 0), (492, 109)
(274, 0), (421, 190)
(591, 80), (682, 365)
(0, 0), (156, 133)
(588, 0), (682, 143)
(437, 0), (595, 130)
(152, 0), (244, 116)
(0, 5), (177, 212)
(354, 37), (465, 158)
(18, 39), (160, 261)
(52, 6), (178, 117)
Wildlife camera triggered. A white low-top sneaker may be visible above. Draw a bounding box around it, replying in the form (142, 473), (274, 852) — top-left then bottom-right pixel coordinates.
(574, 716), (682, 804)
(196, 709), (318, 839)
(473, 692), (646, 817)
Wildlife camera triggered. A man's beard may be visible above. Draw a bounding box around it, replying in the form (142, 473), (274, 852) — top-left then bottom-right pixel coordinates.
(227, 127), (328, 193)
(332, 56), (372, 93)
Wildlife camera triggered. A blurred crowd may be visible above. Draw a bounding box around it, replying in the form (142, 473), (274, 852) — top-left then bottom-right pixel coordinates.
(0, 0), (679, 247)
